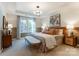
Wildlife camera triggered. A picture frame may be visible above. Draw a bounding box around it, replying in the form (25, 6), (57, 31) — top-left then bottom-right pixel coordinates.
(50, 14), (61, 27)
(2, 16), (8, 35)
(3, 16), (8, 29)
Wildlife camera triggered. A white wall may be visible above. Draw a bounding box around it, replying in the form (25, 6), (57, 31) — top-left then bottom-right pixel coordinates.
(35, 16), (42, 28)
(61, 4), (79, 27)
(6, 14), (17, 27)
(0, 9), (3, 52)
(0, 3), (5, 52)
(3, 2), (79, 29)
(42, 3), (79, 28)
(2, 2), (17, 27)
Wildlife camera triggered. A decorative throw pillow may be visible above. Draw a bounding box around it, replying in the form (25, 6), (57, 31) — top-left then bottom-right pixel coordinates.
(58, 29), (63, 35)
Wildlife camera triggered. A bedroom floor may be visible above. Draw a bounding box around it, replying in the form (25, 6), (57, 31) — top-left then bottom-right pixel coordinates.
(0, 38), (79, 56)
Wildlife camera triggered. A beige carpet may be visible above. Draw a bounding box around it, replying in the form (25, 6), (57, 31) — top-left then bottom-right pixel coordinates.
(0, 38), (79, 56)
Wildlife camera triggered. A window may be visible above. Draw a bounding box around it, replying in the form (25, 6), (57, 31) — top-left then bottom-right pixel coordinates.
(20, 19), (27, 33)
(19, 16), (36, 33)
(27, 19), (36, 33)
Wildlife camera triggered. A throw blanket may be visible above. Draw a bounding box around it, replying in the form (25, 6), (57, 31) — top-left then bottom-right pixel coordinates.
(29, 32), (57, 52)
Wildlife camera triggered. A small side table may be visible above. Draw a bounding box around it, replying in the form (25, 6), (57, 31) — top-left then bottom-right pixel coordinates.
(64, 35), (77, 47)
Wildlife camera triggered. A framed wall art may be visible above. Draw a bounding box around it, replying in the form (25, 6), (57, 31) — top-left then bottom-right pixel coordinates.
(3, 16), (8, 29)
(50, 14), (61, 27)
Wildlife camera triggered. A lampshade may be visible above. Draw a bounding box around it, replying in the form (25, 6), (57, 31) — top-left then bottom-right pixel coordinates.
(66, 24), (74, 36)
(8, 24), (13, 30)
(67, 25), (73, 29)
(42, 24), (49, 32)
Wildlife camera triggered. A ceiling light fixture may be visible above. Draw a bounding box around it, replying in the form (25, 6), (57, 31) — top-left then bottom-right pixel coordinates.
(33, 5), (42, 16)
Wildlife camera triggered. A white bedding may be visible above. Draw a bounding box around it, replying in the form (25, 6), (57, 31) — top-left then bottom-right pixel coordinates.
(31, 32), (57, 49)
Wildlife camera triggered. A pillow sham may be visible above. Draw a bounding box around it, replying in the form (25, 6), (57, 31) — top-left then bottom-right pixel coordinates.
(42, 28), (63, 35)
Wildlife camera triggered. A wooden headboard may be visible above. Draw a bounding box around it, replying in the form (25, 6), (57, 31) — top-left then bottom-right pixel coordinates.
(42, 27), (64, 35)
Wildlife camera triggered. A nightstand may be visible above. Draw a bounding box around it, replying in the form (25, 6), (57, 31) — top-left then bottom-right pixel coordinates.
(64, 35), (77, 47)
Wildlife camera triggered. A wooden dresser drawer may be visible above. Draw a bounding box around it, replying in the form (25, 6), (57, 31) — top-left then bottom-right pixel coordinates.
(2, 35), (12, 49)
(65, 37), (74, 45)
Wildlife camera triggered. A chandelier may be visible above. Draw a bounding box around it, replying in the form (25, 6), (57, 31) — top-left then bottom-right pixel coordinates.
(33, 5), (42, 16)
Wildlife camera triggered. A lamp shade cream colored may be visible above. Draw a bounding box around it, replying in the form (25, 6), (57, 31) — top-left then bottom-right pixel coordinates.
(42, 24), (49, 32)
(8, 24), (13, 30)
(67, 24), (74, 36)
(67, 25), (74, 30)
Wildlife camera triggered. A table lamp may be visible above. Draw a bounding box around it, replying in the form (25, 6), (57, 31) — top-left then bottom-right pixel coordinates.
(67, 25), (74, 36)
(8, 24), (13, 34)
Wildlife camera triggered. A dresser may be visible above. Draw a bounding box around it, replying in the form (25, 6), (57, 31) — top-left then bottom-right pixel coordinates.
(1, 34), (12, 49)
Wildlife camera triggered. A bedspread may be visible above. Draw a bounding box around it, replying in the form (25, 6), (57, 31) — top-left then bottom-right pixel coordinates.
(29, 32), (57, 52)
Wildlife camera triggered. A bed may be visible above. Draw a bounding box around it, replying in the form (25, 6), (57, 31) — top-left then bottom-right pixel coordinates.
(25, 28), (64, 52)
